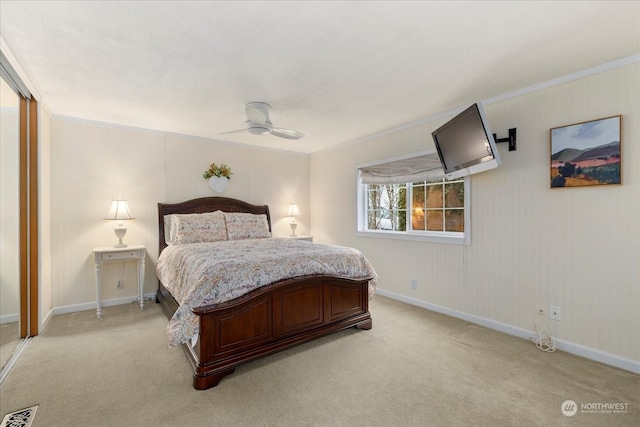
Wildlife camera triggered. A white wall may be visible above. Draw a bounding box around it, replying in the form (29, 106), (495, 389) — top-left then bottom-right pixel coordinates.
(310, 63), (639, 370)
(49, 120), (310, 312)
(38, 102), (52, 328)
(163, 133), (310, 237)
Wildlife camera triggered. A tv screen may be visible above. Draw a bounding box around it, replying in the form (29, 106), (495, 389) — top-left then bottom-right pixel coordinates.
(432, 103), (501, 179)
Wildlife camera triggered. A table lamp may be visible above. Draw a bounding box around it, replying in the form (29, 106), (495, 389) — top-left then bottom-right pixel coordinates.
(287, 202), (301, 237)
(104, 197), (135, 248)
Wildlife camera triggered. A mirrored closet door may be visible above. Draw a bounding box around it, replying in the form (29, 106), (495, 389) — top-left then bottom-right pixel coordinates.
(0, 74), (21, 372)
(0, 52), (39, 384)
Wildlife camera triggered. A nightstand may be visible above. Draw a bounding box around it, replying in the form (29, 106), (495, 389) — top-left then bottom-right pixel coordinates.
(282, 236), (313, 242)
(92, 245), (146, 318)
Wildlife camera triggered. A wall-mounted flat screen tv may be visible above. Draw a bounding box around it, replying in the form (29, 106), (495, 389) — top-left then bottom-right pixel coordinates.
(432, 103), (501, 180)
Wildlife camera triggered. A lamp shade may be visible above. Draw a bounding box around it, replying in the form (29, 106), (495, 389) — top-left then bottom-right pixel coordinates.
(104, 199), (134, 221)
(287, 203), (301, 237)
(287, 203), (300, 218)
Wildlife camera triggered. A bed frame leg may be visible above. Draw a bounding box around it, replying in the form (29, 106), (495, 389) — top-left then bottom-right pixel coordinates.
(356, 318), (372, 330)
(193, 368), (236, 390)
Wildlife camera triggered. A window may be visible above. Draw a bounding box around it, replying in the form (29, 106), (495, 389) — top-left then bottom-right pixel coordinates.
(411, 179), (464, 232)
(366, 183), (407, 231)
(357, 151), (470, 245)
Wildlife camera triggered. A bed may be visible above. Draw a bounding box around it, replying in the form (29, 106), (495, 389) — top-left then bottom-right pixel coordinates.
(156, 196), (376, 390)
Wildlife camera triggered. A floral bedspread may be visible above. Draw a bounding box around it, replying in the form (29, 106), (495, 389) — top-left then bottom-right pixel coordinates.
(156, 238), (377, 347)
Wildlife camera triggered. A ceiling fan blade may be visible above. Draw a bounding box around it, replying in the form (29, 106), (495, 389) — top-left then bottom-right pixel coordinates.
(271, 128), (305, 140)
(219, 128), (247, 135)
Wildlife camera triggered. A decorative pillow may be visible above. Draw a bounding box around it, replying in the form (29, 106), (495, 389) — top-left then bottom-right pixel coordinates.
(224, 212), (270, 240)
(165, 211), (227, 245)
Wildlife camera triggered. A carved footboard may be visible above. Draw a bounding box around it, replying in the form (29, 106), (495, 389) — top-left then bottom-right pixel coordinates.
(157, 274), (372, 390)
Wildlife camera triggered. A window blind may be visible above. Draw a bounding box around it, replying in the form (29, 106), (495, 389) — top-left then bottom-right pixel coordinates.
(359, 153), (445, 184)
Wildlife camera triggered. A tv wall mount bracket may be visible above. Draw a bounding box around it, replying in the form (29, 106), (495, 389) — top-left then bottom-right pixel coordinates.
(493, 128), (517, 151)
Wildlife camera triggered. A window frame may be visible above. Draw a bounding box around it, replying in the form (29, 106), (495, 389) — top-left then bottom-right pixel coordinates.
(356, 151), (471, 245)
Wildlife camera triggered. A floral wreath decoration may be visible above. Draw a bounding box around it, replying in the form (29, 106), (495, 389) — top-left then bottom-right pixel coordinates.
(203, 163), (233, 180)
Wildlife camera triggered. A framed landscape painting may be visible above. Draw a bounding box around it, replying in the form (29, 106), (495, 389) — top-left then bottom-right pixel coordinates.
(550, 115), (621, 188)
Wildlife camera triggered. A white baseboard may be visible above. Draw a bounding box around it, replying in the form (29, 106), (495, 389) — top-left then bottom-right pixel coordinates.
(0, 312), (19, 325)
(375, 289), (640, 375)
(1, 309), (53, 332)
(52, 292), (158, 316)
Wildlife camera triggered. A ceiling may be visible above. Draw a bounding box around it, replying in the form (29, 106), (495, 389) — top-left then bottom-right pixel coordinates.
(1, 1), (638, 154)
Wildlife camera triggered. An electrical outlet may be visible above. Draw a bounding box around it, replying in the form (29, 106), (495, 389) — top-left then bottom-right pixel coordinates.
(410, 279), (417, 289)
(549, 305), (561, 321)
(116, 279), (124, 289)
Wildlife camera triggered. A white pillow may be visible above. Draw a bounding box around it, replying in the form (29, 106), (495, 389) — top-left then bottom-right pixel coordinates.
(164, 211), (227, 245)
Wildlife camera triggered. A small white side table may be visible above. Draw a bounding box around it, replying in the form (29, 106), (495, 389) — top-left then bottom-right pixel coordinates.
(92, 245), (146, 318)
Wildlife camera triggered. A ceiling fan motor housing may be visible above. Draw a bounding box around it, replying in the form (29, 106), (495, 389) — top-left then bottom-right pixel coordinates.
(246, 119), (273, 135)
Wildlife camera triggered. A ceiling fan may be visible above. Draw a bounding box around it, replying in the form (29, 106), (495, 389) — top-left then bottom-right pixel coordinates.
(220, 102), (305, 140)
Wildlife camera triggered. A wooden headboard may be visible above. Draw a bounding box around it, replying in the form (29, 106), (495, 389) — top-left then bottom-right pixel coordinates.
(157, 197), (271, 255)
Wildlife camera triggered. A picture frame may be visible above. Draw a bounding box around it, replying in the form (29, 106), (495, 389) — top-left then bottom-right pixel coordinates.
(550, 115), (622, 188)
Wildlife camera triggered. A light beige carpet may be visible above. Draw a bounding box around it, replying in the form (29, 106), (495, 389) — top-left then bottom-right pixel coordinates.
(0, 296), (637, 426)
